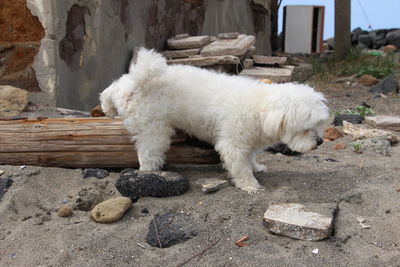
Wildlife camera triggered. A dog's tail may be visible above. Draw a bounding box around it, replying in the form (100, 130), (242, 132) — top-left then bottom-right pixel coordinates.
(129, 48), (167, 91)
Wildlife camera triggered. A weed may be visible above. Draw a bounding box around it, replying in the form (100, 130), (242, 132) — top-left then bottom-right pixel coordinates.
(351, 142), (363, 154)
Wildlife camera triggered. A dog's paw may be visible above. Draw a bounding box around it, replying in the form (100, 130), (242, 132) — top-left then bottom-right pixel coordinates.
(240, 185), (264, 193)
(253, 164), (268, 173)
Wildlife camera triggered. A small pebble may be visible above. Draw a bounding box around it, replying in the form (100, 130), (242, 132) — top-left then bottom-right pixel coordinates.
(0, 170), (4, 176)
(58, 206), (73, 217)
(141, 207), (149, 214)
(312, 248), (319, 254)
(356, 217), (366, 223)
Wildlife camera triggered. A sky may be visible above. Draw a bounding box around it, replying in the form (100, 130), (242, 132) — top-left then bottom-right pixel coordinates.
(278, 0), (400, 39)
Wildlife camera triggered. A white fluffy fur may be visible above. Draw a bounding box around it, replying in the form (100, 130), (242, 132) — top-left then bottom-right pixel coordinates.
(100, 48), (330, 193)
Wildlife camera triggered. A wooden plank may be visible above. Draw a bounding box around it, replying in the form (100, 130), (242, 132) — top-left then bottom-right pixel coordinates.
(0, 117), (220, 167)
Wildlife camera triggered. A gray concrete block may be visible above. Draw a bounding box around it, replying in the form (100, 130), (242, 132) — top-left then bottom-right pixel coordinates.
(200, 34), (256, 57)
(167, 55), (240, 67)
(167, 36), (212, 50)
(263, 203), (337, 241)
(253, 55), (287, 65)
(239, 66), (293, 83)
(162, 49), (200, 59)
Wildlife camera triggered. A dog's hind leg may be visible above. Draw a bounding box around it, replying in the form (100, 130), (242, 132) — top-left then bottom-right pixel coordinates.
(215, 141), (262, 193)
(250, 152), (267, 173)
(133, 125), (174, 171)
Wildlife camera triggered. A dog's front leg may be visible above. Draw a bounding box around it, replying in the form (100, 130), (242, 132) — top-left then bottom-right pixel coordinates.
(216, 142), (262, 193)
(250, 152), (267, 173)
(133, 127), (174, 171)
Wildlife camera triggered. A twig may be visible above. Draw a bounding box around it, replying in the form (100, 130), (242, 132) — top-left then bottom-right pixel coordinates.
(235, 235), (250, 247)
(177, 236), (222, 267)
(148, 210), (162, 248)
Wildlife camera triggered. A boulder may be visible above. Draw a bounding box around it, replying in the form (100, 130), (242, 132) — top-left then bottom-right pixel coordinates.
(358, 34), (372, 48)
(115, 169), (189, 202)
(369, 75), (399, 95)
(0, 85), (29, 117)
(385, 30), (400, 48)
(263, 203), (337, 241)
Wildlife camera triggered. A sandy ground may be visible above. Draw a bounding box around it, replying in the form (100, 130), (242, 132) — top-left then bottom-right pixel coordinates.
(1, 82), (400, 267)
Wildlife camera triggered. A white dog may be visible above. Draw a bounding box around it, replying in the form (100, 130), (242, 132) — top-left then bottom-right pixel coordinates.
(100, 48), (329, 193)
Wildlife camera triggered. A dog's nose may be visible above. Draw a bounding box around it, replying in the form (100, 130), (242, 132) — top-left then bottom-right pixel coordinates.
(316, 137), (323, 146)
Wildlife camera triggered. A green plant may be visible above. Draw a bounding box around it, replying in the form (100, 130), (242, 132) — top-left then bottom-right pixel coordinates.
(351, 142), (363, 153)
(350, 105), (375, 118)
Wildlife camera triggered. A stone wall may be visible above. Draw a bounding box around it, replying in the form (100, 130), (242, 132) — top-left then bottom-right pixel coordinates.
(0, 0), (45, 92)
(23, 0), (272, 110)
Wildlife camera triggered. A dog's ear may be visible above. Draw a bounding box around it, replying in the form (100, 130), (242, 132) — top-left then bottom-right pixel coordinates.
(261, 109), (287, 139)
(99, 86), (118, 119)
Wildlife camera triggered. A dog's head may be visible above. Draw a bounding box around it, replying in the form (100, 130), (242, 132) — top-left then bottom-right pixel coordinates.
(262, 83), (329, 153)
(100, 74), (134, 119)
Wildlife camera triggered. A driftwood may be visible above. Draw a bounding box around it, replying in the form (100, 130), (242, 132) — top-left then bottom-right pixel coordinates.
(0, 117), (220, 168)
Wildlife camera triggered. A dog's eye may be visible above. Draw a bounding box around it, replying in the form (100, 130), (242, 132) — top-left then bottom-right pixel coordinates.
(304, 130), (311, 135)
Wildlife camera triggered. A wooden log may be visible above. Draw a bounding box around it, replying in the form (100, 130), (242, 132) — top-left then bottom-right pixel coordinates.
(0, 117), (220, 168)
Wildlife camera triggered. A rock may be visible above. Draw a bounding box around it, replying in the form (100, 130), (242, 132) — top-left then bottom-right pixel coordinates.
(244, 45), (256, 58)
(383, 44), (397, 53)
(368, 30), (388, 49)
(82, 168), (109, 179)
(90, 105), (105, 117)
(58, 206), (73, 217)
(326, 37), (334, 50)
(253, 55), (287, 65)
(195, 178), (228, 193)
(217, 32), (239, 39)
(333, 143), (346, 150)
(242, 58), (254, 69)
(0, 178), (13, 201)
(162, 48), (200, 59)
(352, 137), (392, 156)
(292, 63), (314, 83)
(115, 169), (190, 202)
(333, 114), (364, 126)
(369, 75), (399, 95)
(0, 85), (29, 117)
(75, 186), (108, 211)
(90, 197), (132, 223)
(240, 66), (293, 83)
(342, 121), (398, 144)
(174, 33), (190, 40)
(200, 34), (256, 57)
(265, 143), (302, 156)
(146, 212), (197, 248)
(359, 74), (379, 86)
(358, 34), (372, 48)
(167, 35), (212, 50)
(386, 30), (400, 48)
(167, 55), (240, 67)
(324, 127), (344, 141)
(365, 115), (400, 131)
(263, 203), (337, 241)
(0, 170), (4, 176)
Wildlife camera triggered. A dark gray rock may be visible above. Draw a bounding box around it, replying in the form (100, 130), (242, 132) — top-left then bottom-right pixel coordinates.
(351, 27), (367, 45)
(368, 30), (388, 49)
(266, 143), (302, 156)
(0, 178), (13, 201)
(82, 168), (109, 179)
(333, 114), (364, 126)
(358, 34), (372, 48)
(369, 75), (399, 95)
(386, 30), (400, 48)
(146, 212), (197, 248)
(115, 169), (189, 202)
